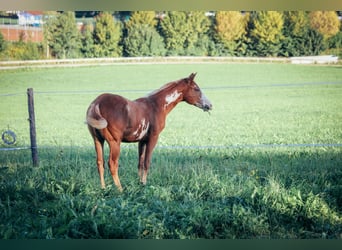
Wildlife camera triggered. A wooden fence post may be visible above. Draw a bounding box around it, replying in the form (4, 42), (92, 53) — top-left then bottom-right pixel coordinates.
(27, 88), (39, 166)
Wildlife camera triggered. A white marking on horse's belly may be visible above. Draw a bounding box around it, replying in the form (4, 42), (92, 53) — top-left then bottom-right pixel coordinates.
(164, 90), (181, 109)
(133, 118), (149, 140)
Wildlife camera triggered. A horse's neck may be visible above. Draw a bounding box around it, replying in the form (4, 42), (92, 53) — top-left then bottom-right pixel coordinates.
(146, 82), (184, 115)
(159, 87), (184, 115)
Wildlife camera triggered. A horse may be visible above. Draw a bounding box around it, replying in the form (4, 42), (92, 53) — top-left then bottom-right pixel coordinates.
(86, 73), (212, 191)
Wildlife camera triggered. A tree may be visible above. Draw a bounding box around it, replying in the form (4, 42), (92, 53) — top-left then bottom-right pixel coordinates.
(124, 24), (166, 56)
(125, 11), (157, 30)
(305, 28), (326, 55)
(80, 22), (95, 58)
(281, 11), (328, 56)
(214, 11), (248, 54)
(309, 11), (340, 39)
(44, 11), (81, 59)
(159, 11), (211, 55)
(284, 11), (309, 37)
(185, 11), (211, 55)
(159, 11), (189, 55)
(0, 30), (6, 53)
(328, 31), (342, 51)
(249, 11), (284, 56)
(93, 12), (122, 57)
(281, 11), (310, 56)
(124, 11), (165, 57)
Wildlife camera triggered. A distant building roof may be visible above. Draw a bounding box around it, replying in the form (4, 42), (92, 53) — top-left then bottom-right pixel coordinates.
(18, 11), (43, 26)
(24, 11), (44, 16)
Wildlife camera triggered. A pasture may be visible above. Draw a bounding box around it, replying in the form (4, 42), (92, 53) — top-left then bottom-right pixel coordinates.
(0, 63), (341, 238)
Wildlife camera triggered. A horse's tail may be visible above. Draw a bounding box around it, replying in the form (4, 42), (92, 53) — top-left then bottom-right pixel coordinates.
(86, 103), (108, 129)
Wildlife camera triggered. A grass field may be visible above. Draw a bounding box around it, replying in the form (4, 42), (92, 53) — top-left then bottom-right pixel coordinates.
(0, 63), (342, 238)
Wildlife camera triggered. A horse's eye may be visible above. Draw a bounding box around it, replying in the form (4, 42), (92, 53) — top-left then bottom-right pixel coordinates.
(194, 87), (200, 92)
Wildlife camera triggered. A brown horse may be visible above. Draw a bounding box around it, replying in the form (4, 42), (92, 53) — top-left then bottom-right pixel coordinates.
(86, 73), (212, 191)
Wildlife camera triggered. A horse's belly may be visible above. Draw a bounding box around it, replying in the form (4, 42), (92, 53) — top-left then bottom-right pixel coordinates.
(123, 118), (150, 142)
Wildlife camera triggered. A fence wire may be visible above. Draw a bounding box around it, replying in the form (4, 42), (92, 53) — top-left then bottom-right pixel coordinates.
(1, 143), (342, 152)
(1, 82), (342, 152)
(1, 81), (342, 98)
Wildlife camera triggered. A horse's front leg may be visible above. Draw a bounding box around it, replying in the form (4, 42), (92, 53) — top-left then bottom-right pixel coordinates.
(140, 135), (159, 185)
(138, 141), (146, 183)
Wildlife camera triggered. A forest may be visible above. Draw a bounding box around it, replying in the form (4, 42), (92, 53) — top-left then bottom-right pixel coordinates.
(0, 11), (341, 60)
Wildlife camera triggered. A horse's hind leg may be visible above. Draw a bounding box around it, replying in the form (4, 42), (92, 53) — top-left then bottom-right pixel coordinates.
(89, 127), (106, 188)
(95, 139), (106, 188)
(108, 140), (123, 191)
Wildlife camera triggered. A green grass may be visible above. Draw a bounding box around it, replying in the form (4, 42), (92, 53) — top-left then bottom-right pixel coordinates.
(0, 63), (342, 238)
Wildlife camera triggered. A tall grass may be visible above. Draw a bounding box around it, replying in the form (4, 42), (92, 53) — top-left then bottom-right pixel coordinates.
(0, 147), (341, 238)
(0, 63), (341, 238)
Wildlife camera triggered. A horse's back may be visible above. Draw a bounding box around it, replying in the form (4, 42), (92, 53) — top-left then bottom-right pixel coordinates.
(93, 93), (128, 106)
(96, 93), (131, 118)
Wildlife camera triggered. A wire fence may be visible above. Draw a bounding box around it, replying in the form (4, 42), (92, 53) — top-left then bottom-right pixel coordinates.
(1, 81), (342, 154)
(1, 80), (342, 98)
(2, 143), (342, 152)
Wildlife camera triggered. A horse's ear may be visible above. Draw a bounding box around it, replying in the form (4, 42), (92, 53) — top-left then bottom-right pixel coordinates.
(188, 73), (197, 82)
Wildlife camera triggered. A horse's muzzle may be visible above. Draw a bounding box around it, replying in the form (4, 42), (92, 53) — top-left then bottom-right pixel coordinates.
(203, 103), (213, 112)
(200, 93), (212, 112)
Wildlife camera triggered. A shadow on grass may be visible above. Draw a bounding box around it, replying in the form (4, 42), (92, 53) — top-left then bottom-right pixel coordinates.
(0, 146), (341, 238)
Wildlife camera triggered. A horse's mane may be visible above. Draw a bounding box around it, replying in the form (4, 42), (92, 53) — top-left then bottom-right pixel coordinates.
(147, 80), (181, 97)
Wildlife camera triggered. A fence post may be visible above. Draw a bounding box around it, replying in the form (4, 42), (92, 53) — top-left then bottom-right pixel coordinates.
(27, 88), (39, 166)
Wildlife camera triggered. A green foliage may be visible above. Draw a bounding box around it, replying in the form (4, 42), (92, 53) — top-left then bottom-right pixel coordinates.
(160, 11), (211, 56)
(304, 28), (327, 55)
(284, 11), (309, 37)
(281, 11), (308, 56)
(80, 22), (95, 58)
(184, 11), (211, 55)
(159, 11), (189, 55)
(44, 11), (81, 59)
(0, 31), (6, 52)
(123, 11), (165, 57)
(1, 41), (42, 60)
(252, 11), (284, 44)
(1, 11), (342, 59)
(123, 24), (166, 57)
(125, 11), (157, 30)
(328, 32), (342, 49)
(249, 11), (284, 56)
(93, 12), (122, 57)
(214, 11), (248, 54)
(186, 34), (216, 56)
(281, 11), (327, 57)
(326, 32), (342, 57)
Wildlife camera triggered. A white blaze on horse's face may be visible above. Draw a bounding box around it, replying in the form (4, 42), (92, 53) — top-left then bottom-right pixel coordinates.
(133, 118), (150, 140)
(164, 90), (182, 110)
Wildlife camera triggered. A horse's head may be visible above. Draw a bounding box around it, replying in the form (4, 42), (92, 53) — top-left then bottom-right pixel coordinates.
(182, 73), (212, 112)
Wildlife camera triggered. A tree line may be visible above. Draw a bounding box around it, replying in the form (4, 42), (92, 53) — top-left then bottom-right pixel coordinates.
(0, 11), (341, 60)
